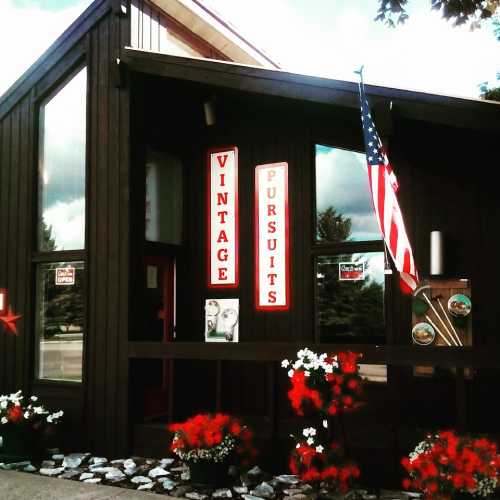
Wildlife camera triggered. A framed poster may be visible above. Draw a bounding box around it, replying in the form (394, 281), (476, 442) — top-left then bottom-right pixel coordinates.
(205, 299), (239, 342)
(207, 147), (239, 288)
(255, 162), (290, 310)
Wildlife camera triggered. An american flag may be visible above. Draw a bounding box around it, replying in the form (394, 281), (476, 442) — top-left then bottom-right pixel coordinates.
(358, 79), (419, 293)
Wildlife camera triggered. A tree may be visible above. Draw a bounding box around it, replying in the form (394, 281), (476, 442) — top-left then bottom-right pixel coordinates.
(479, 17), (500, 100)
(317, 207), (352, 243)
(375, 0), (500, 28)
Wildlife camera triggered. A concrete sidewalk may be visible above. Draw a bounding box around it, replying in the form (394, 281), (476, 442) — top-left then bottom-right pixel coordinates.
(0, 470), (173, 499)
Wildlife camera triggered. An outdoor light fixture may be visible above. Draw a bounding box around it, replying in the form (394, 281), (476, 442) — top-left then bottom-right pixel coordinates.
(204, 98), (216, 126)
(430, 230), (444, 276)
(0, 288), (7, 316)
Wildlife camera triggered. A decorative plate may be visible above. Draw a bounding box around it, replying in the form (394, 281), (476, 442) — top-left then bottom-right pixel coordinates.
(412, 322), (435, 346)
(447, 294), (472, 317)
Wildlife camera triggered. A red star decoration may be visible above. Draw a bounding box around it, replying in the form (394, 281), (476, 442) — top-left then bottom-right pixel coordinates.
(0, 308), (22, 335)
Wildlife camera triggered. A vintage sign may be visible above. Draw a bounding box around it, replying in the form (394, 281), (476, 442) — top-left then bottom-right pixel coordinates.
(339, 262), (365, 281)
(255, 162), (290, 310)
(55, 267), (75, 286)
(207, 147), (239, 288)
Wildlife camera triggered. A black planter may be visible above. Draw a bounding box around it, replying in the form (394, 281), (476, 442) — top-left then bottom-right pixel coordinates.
(188, 459), (230, 486)
(0, 423), (36, 460)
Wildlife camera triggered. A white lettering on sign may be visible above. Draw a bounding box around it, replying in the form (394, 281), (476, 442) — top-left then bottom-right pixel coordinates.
(255, 162), (290, 310)
(208, 147), (238, 287)
(0, 290), (5, 313)
(55, 267), (75, 286)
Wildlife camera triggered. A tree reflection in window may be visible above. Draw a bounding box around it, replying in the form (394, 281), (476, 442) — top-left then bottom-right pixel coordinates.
(37, 262), (84, 381)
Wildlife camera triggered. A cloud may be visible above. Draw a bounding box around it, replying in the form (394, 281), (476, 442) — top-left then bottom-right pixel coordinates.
(0, 0), (93, 97)
(43, 197), (85, 250)
(316, 146), (381, 241)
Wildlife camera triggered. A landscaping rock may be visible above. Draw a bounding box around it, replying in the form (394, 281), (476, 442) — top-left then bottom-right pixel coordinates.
(58, 470), (81, 479)
(52, 454), (64, 460)
(91, 457), (107, 465)
(162, 478), (179, 491)
(40, 467), (64, 476)
(186, 492), (209, 500)
(138, 483), (155, 491)
(23, 464), (37, 473)
(149, 466), (169, 478)
(131, 475), (152, 484)
(251, 482), (275, 499)
(213, 489), (233, 498)
(242, 495), (266, 500)
(105, 468), (126, 481)
(62, 455), (82, 469)
(277, 475), (300, 485)
(41, 460), (55, 468)
(79, 472), (94, 481)
(84, 478), (102, 484)
(160, 458), (175, 467)
(234, 486), (249, 495)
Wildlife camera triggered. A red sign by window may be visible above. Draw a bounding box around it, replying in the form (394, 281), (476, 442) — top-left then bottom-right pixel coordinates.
(255, 162), (290, 310)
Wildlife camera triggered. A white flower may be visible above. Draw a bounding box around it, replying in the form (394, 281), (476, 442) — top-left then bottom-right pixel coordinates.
(0, 401), (6, 409)
(307, 437), (314, 445)
(33, 406), (44, 414)
(281, 359), (290, 368)
(24, 411), (30, 419)
(293, 359), (303, 370)
(1, 417), (7, 424)
(30, 396), (38, 402)
(296, 443), (300, 449)
(309, 428), (316, 436)
(316, 445), (324, 453)
(322, 419), (328, 429)
(304, 371), (310, 377)
(47, 415), (53, 423)
(287, 369), (294, 378)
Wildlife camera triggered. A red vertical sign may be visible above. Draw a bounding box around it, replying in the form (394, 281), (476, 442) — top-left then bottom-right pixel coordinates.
(255, 162), (290, 310)
(207, 147), (239, 288)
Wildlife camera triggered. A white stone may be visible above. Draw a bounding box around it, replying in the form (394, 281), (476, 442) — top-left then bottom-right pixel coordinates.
(186, 492), (208, 500)
(131, 475), (152, 484)
(52, 454), (64, 460)
(23, 465), (37, 473)
(138, 483), (154, 491)
(181, 471), (190, 481)
(84, 478), (102, 484)
(79, 472), (94, 481)
(247, 466), (262, 477)
(63, 456), (82, 469)
(243, 495), (265, 500)
(149, 466), (169, 478)
(276, 475), (300, 485)
(124, 467), (138, 476)
(251, 482), (275, 499)
(40, 467), (64, 476)
(105, 468), (126, 481)
(160, 458), (175, 468)
(91, 457), (107, 465)
(90, 466), (116, 474)
(161, 478), (178, 490)
(41, 460), (55, 468)
(213, 489), (233, 498)
(123, 458), (136, 468)
(234, 487), (248, 494)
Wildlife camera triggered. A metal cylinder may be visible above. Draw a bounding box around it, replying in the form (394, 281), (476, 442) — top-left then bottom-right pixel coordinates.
(430, 230), (444, 276)
(204, 100), (216, 126)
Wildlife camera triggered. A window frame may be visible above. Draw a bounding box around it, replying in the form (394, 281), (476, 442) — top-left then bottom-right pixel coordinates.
(310, 141), (393, 345)
(32, 60), (89, 384)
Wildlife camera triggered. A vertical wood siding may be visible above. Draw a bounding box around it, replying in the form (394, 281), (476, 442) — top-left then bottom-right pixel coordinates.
(0, 7), (131, 458)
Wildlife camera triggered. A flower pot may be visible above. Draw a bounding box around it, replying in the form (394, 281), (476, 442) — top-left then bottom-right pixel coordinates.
(188, 459), (230, 486)
(0, 423), (36, 459)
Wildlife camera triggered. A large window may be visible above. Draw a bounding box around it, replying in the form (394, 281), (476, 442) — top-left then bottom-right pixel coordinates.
(314, 144), (386, 343)
(35, 66), (87, 381)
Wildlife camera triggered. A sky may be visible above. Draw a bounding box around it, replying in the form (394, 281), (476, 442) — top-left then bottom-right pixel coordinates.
(0, 0), (498, 99)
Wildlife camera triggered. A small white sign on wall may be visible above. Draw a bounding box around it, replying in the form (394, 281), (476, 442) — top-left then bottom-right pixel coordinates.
(205, 298), (239, 342)
(55, 267), (75, 286)
(207, 147), (239, 288)
(255, 162), (290, 310)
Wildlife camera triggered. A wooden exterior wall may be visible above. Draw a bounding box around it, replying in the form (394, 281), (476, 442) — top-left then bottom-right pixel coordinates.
(0, 1), (132, 457)
(128, 74), (500, 482)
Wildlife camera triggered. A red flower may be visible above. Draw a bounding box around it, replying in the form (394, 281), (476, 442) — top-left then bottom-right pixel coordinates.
(8, 405), (23, 423)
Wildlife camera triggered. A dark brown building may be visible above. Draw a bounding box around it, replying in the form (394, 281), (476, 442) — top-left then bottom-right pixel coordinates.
(1, 0), (500, 488)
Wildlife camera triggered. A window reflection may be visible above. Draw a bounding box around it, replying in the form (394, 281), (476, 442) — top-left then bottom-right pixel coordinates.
(38, 67), (87, 251)
(37, 262), (84, 381)
(315, 145), (381, 243)
(316, 252), (385, 342)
